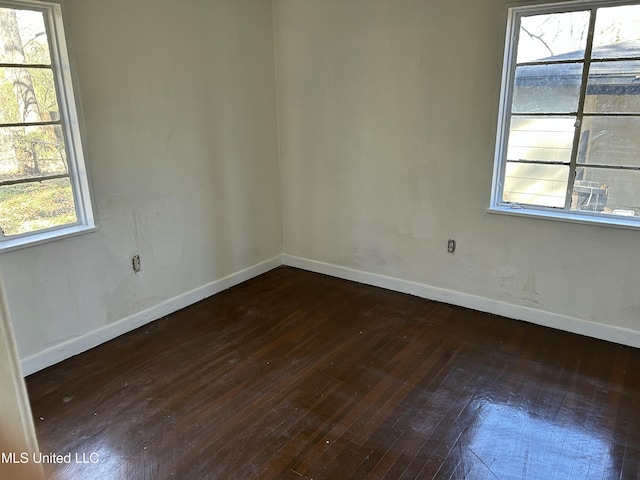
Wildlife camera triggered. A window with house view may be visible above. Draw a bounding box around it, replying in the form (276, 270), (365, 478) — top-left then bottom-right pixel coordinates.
(0, 0), (93, 250)
(491, 0), (640, 226)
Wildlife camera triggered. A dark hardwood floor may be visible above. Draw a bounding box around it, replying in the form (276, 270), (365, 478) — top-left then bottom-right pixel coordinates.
(26, 266), (640, 479)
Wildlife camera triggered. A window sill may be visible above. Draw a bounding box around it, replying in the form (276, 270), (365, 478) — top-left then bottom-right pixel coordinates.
(487, 204), (640, 231)
(0, 224), (98, 253)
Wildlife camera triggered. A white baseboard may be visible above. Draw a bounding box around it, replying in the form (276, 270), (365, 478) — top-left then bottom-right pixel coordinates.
(21, 255), (282, 376)
(283, 254), (640, 349)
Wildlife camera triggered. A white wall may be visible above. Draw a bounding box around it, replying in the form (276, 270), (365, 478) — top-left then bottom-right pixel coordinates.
(0, 0), (282, 369)
(275, 0), (640, 341)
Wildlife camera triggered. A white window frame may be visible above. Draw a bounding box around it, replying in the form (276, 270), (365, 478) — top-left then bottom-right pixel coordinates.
(490, 0), (640, 230)
(0, 0), (95, 252)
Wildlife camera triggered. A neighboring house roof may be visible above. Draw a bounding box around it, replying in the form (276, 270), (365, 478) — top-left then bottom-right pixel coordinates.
(537, 39), (640, 61)
(516, 40), (640, 92)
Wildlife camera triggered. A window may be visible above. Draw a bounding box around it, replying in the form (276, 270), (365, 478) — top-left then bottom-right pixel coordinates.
(0, 0), (94, 251)
(491, 0), (640, 228)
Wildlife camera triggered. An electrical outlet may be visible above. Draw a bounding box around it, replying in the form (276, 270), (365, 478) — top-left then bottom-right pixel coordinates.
(132, 254), (141, 273)
(447, 239), (456, 253)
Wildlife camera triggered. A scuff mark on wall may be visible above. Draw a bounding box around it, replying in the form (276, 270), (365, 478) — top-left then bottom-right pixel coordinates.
(341, 246), (402, 270)
(491, 265), (519, 298)
(521, 276), (541, 306)
(146, 198), (185, 268)
(30, 239), (117, 348)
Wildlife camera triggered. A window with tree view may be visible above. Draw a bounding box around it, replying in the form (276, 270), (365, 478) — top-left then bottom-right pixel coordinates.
(491, 0), (640, 227)
(0, 0), (93, 250)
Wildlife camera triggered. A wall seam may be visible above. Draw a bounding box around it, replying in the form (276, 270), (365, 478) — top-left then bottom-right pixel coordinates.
(271, 0), (285, 255)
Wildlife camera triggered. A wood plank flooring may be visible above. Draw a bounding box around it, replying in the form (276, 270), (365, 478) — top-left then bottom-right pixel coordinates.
(26, 266), (640, 479)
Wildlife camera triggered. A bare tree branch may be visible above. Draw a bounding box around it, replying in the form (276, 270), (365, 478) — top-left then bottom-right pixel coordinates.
(521, 25), (554, 57)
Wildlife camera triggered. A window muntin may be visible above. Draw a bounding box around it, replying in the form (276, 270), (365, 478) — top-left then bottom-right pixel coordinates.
(492, 0), (640, 226)
(0, 0), (94, 250)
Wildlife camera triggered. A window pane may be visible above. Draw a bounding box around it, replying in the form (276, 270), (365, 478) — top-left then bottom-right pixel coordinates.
(0, 125), (67, 182)
(513, 63), (583, 113)
(0, 177), (76, 236)
(571, 168), (640, 216)
(0, 8), (51, 65)
(0, 67), (59, 124)
(517, 11), (589, 63)
(503, 162), (569, 207)
(584, 61), (640, 114)
(593, 5), (640, 59)
(578, 116), (640, 167)
(507, 116), (575, 163)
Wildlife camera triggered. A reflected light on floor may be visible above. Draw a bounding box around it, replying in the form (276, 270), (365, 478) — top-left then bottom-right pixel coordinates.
(464, 400), (614, 479)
